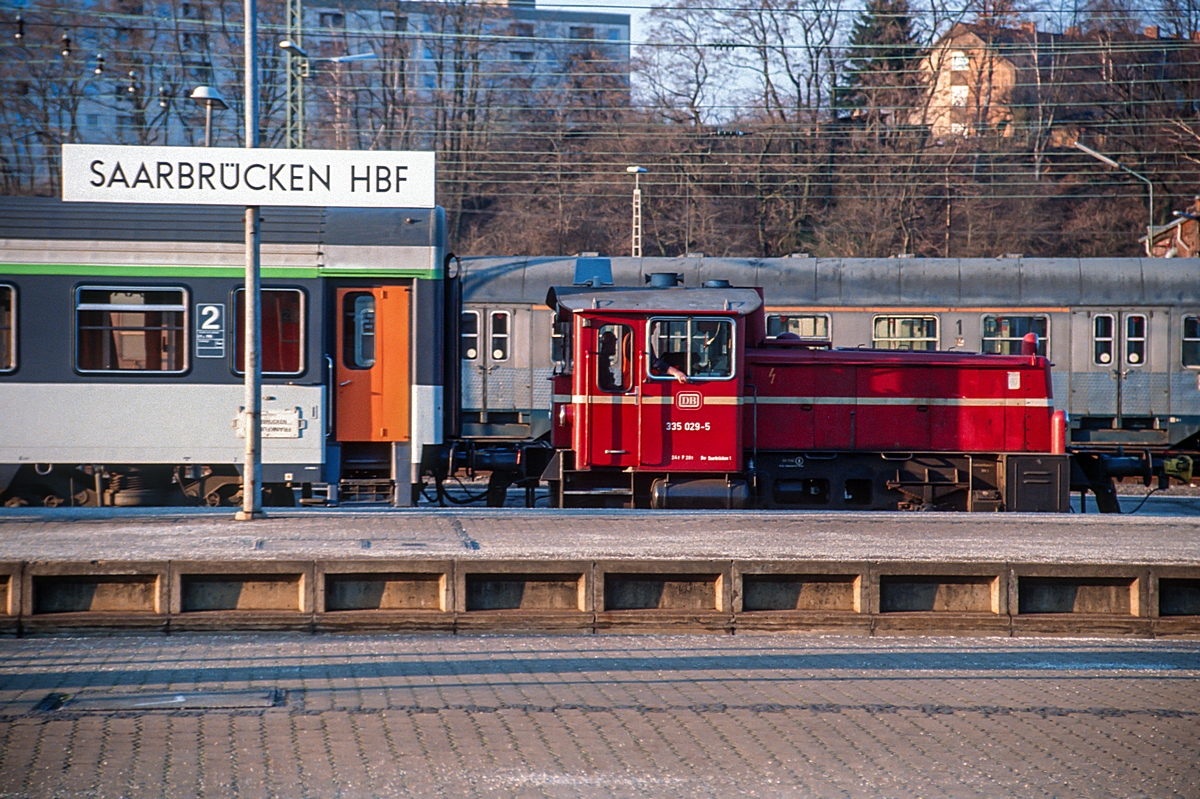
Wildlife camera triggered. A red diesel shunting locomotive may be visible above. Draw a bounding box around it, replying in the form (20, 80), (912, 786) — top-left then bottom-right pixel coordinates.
(541, 279), (1070, 512)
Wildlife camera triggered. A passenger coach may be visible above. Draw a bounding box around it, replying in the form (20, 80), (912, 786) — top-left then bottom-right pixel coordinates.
(459, 255), (1200, 456)
(0, 197), (450, 507)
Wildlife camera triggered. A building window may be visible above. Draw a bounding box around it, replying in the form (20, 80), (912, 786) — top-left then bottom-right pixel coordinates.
(981, 315), (1048, 355)
(950, 50), (969, 71)
(86, 113), (99, 127)
(319, 11), (345, 28)
(233, 288), (304, 375)
(873, 316), (938, 350)
(1125, 314), (1146, 365)
(1184, 316), (1200, 368)
(76, 286), (187, 373)
(0, 285), (14, 372)
(490, 311), (510, 362)
(608, 28), (622, 41)
(511, 51), (533, 63)
(381, 12), (406, 31)
(766, 313), (830, 341)
(461, 311), (480, 360)
(597, 323), (633, 392)
(648, 317), (735, 380)
(569, 26), (595, 40)
(950, 84), (969, 107)
(181, 32), (208, 50)
(342, 293), (376, 369)
(1093, 314), (1114, 365)
(512, 22), (534, 37)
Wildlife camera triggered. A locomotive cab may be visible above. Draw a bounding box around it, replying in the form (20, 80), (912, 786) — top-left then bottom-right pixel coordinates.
(544, 285), (762, 508)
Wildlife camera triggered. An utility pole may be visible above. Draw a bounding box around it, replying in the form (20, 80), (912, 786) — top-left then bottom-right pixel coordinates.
(236, 0), (264, 520)
(285, 0), (304, 148)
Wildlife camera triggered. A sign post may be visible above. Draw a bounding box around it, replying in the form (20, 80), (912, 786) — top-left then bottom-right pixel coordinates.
(238, 0), (263, 520)
(61, 12), (434, 520)
(235, 0), (261, 515)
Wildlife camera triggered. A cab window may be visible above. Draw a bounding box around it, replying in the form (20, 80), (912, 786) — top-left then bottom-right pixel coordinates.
(596, 323), (633, 392)
(76, 286), (188, 372)
(648, 316), (734, 380)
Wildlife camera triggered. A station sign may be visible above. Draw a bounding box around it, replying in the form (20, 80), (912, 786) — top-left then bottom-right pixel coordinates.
(62, 144), (435, 208)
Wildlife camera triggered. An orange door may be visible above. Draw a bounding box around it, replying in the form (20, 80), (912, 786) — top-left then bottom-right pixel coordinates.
(335, 286), (410, 442)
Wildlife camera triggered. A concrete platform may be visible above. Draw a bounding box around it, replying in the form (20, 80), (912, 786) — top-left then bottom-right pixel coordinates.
(0, 508), (1197, 637)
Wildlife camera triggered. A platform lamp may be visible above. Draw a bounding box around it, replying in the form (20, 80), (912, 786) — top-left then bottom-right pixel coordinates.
(1073, 141), (1154, 256)
(626, 166), (648, 258)
(189, 85), (228, 147)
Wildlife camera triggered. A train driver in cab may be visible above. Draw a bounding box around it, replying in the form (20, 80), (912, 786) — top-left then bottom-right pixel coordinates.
(648, 321), (689, 384)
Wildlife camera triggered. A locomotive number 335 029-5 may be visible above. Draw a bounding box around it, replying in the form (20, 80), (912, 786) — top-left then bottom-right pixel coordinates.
(665, 421), (712, 432)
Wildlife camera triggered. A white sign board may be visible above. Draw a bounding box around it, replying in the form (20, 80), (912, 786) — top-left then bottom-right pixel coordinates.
(62, 144), (435, 208)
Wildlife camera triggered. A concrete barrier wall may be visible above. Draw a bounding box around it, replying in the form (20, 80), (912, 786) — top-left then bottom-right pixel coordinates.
(1, 558), (1197, 638)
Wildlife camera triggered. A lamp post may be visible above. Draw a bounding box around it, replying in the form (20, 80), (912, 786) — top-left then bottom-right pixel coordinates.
(626, 166), (647, 258)
(1074, 141), (1154, 256)
(278, 39), (377, 148)
(188, 85), (227, 147)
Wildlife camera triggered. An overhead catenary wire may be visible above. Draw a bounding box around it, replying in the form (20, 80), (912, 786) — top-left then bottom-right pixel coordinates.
(2, 1), (1197, 258)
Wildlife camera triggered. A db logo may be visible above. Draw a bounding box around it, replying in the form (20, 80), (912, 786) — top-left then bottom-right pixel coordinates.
(676, 391), (703, 410)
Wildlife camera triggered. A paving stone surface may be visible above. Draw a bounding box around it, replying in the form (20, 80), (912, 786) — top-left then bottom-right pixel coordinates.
(0, 634), (1197, 798)
(1, 506), (1199, 564)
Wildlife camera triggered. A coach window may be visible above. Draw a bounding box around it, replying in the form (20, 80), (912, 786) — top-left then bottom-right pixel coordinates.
(76, 286), (187, 372)
(0, 285), (13, 372)
(461, 311), (480, 360)
(1125, 314), (1147, 365)
(233, 288), (304, 375)
(767, 313), (830, 341)
(872, 315), (938, 350)
(1184, 316), (1200, 368)
(342, 293), (376, 369)
(648, 317), (735, 380)
(981, 315), (1048, 355)
(597, 323), (633, 392)
(1093, 314), (1114, 365)
(490, 311), (510, 361)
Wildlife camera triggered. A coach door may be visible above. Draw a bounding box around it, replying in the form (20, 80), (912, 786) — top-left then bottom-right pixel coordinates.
(1074, 309), (1164, 422)
(580, 317), (639, 468)
(335, 286), (410, 441)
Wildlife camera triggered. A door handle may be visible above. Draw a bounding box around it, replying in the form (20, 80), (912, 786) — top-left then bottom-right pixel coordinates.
(339, 380), (353, 387)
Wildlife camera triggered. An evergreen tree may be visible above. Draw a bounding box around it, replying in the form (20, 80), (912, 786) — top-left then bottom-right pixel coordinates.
(838, 0), (920, 122)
